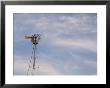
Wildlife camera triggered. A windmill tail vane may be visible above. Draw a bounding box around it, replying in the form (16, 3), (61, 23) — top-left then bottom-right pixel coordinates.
(25, 34), (41, 75)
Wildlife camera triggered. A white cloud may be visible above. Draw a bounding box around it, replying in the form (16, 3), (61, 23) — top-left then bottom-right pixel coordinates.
(51, 38), (97, 52)
(34, 62), (62, 75)
(14, 55), (62, 75)
(14, 56), (27, 75)
(84, 60), (97, 67)
(33, 14), (96, 33)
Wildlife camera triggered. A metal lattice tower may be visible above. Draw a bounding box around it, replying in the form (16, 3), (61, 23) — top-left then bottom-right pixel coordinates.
(25, 34), (41, 75)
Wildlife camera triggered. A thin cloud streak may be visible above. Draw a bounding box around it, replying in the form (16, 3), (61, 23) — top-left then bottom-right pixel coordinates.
(51, 38), (97, 52)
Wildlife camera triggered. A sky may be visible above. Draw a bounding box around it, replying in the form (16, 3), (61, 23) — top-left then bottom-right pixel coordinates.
(13, 13), (97, 75)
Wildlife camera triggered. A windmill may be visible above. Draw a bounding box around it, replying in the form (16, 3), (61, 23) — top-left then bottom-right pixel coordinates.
(25, 34), (41, 75)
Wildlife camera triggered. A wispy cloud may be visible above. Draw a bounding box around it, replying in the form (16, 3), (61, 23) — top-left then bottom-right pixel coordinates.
(51, 38), (97, 52)
(14, 55), (63, 75)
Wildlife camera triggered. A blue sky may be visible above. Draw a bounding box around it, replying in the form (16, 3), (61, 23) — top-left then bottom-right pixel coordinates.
(13, 13), (97, 75)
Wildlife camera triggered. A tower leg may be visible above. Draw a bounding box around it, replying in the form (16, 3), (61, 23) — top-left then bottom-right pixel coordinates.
(33, 45), (36, 69)
(27, 44), (39, 75)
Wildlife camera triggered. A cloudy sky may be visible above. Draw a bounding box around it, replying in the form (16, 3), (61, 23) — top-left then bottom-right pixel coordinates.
(13, 13), (97, 75)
